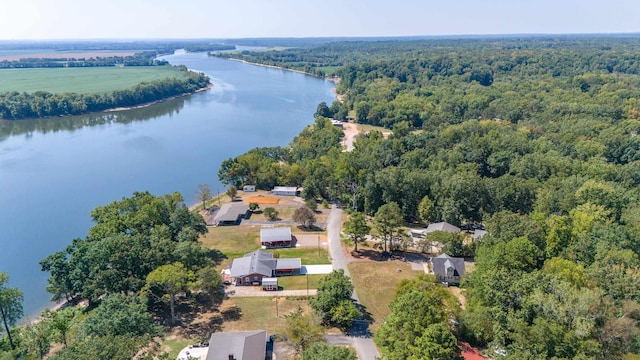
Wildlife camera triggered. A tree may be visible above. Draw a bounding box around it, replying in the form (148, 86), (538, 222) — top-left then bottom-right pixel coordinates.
(20, 320), (52, 360)
(314, 102), (332, 118)
(283, 307), (325, 352)
(248, 202), (259, 212)
(373, 202), (403, 253)
(408, 323), (463, 360)
(293, 206), (316, 229)
(42, 307), (77, 349)
(196, 184), (212, 210)
(263, 207), (279, 221)
(0, 273), (23, 350)
(81, 294), (158, 338)
(342, 211), (370, 252)
(226, 185), (238, 201)
(196, 266), (224, 308)
(142, 262), (194, 325)
(417, 195), (437, 225)
(301, 342), (357, 360)
(310, 270), (358, 329)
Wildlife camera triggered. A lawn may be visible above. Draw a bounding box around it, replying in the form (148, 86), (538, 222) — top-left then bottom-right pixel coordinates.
(199, 225), (261, 264)
(266, 247), (330, 265)
(0, 66), (185, 94)
(161, 337), (193, 359)
(276, 274), (325, 290)
(221, 297), (312, 334)
(348, 261), (422, 331)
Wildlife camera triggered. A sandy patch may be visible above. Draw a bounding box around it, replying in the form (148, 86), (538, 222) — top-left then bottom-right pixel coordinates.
(341, 122), (359, 152)
(244, 195), (280, 204)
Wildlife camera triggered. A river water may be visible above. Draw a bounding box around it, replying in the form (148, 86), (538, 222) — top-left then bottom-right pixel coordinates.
(0, 51), (335, 316)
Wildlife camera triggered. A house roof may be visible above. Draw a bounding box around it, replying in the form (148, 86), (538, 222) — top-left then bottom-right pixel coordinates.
(276, 258), (301, 270)
(431, 253), (465, 278)
(230, 250), (276, 278)
(230, 250), (301, 278)
(425, 222), (461, 234)
(206, 330), (267, 360)
(214, 203), (250, 223)
(260, 227), (292, 243)
(472, 229), (487, 240)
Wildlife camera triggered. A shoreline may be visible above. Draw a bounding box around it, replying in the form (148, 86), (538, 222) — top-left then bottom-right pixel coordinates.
(106, 82), (213, 112)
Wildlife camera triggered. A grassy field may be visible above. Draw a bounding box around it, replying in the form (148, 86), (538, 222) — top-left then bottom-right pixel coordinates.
(348, 261), (422, 331)
(277, 274), (325, 290)
(0, 66), (185, 94)
(266, 247), (330, 265)
(221, 297), (312, 334)
(199, 225), (261, 264)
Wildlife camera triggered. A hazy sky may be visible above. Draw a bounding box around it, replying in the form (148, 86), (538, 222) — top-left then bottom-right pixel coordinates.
(0, 0), (638, 40)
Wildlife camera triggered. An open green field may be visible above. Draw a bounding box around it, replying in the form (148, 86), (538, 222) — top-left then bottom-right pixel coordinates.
(348, 261), (422, 331)
(0, 66), (185, 94)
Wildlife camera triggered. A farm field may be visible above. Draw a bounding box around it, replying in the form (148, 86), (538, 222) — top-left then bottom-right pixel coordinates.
(0, 66), (185, 94)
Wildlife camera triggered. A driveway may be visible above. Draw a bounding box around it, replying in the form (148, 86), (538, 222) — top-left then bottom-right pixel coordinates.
(300, 264), (333, 275)
(225, 286), (316, 297)
(327, 205), (380, 360)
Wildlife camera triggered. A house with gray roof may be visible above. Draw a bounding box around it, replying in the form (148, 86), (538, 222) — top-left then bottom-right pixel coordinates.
(206, 330), (267, 360)
(230, 250), (301, 286)
(431, 253), (465, 285)
(260, 227), (293, 248)
(211, 203), (250, 226)
(409, 222), (461, 239)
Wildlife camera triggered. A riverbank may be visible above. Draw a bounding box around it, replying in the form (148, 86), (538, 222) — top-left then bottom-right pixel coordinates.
(106, 82), (213, 112)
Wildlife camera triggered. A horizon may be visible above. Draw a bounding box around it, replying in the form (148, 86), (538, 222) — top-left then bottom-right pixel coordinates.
(1, 0), (638, 40)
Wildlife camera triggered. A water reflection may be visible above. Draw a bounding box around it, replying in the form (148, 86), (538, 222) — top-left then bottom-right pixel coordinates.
(0, 94), (190, 139)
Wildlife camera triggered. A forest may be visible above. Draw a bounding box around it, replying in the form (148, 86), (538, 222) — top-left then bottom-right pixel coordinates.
(216, 36), (640, 359)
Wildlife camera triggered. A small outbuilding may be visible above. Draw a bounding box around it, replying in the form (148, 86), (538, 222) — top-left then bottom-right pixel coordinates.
(262, 277), (278, 291)
(272, 186), (298, 196)
(243, 185), (256, 192)
(261, 227), (293, 248)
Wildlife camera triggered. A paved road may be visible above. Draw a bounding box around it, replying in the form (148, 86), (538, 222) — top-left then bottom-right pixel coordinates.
(327, 205), (380, 360)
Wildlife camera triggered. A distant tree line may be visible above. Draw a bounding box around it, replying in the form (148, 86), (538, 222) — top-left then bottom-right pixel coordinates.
(0, 66), (210, 120)
(0, 52), (169, 69)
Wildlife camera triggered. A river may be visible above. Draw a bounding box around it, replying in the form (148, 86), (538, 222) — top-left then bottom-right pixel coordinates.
(0, 51), (336, 316)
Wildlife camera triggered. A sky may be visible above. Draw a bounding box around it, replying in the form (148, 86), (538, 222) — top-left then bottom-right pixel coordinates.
(0, 0), (638, 40)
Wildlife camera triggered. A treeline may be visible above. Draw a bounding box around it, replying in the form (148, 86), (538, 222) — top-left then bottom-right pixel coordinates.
(218, 36), (640, 358)
(0, 52), (169, 69)
(0, 67), (210, 120)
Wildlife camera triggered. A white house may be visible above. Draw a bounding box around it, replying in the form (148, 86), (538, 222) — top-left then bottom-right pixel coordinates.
(272, 186), (298, 196)
(243, 185), (256, 192)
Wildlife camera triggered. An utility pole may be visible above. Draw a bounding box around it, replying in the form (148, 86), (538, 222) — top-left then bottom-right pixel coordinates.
(275, 296), (279, 318)
(317, 234), (320, 257)
(306, 274), (309, 296)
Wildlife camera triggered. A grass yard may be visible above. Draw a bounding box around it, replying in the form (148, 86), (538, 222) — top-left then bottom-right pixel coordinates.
(276, 274), (325, 290)
(221, 297), (312, 334)
(161, 337), (193, 359)
(200, 225), (261, 263)
(266, 247), (330, 265)
(348, 261), (422, 331)
(0, 66), (185, 94)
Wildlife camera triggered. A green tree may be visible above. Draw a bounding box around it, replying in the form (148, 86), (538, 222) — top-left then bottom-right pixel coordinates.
(42, 307), (77, 349)
(263, 207), (279, 221)
(143, 262), (194, 325)
(81, 294), (158, 338)
(373, 202), (403, 253)
(0, 273), (23, 350)
(20, 320), (52, 360)
(342, 212), (370, 252)
(408, 323), (462, 360)
(314, 102), (332, 118)
(249, 202), (259, 212)
(196, 266), (224, 308)
(283, 308), (325, 352)
(417, 195), (437, 225)
(293, 206), (316, 229)
(301, 342), (357, 360)
(310, 270), (358, 329)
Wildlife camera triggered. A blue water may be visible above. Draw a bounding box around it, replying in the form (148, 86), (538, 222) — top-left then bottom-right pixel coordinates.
(0, 52), (335, 316)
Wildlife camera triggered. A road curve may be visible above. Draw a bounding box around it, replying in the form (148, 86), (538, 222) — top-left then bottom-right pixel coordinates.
(327, 205), (380, 359)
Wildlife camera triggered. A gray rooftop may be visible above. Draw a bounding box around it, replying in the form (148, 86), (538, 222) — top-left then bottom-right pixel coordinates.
(425, 222), (461, 234)
(214, 203), (250, 223)
(206, 330), (266, 360)
(431, 253), (465, 278)
(276, 258), (302, 270)
(260, 227), (292, 243)
(230, 250), (301, 278)
(273, 186), (297, 192)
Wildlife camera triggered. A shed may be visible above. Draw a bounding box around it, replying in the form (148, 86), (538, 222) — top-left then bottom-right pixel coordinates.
(272, 186), (298, 196)
(262, 277), (278, 291)
(261, 227), (293, 248)
(243, 185), (256, 192)
(213, 203), (250, 226)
